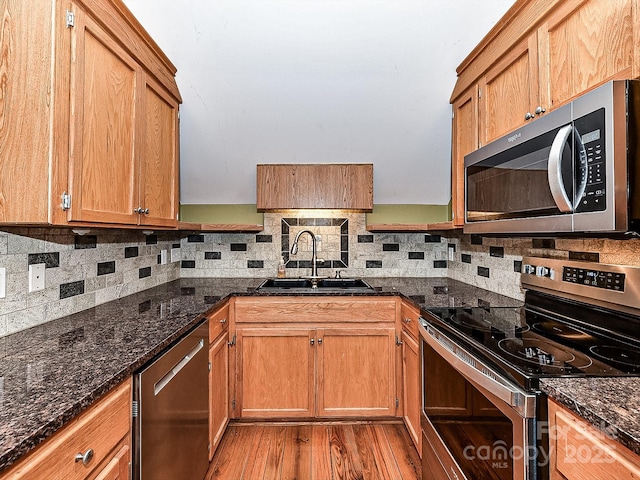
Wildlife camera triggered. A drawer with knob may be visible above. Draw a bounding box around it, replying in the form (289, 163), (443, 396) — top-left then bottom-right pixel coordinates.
(208, 303), (230, 343)
(400, 301), (420, 339)
(0, 380), (131, 480)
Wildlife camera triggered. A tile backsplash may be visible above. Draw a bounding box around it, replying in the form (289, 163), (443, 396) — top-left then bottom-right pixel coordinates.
(179, 213), (449, 279)
(0, 228), (181, 337)
(2, 214), (640, 337)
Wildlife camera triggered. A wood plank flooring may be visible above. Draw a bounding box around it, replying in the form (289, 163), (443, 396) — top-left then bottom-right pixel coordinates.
(206, 421), (421, 480)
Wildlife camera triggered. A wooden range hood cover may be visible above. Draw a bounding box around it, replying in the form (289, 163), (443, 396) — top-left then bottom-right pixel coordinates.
(256, 164), (373, 211)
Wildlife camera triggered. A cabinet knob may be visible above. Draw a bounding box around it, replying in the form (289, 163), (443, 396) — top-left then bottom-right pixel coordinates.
(318, 338), (322, 345)
(310, 338), (315, 346)
(143, 208), (150, 215)
(75, 448), (94, 467)
(535, 106), (546, 115)
(134, 207), (142, 214)
(219, 318), (227, 324)
(524, 112), (535, 120)
(404, 317), (412, 323)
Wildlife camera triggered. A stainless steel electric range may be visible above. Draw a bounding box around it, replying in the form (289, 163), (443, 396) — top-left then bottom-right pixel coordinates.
(419, 256), (640, 480)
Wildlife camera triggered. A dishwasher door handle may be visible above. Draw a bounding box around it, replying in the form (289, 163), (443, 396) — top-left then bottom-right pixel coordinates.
(154, 339), (204, 395)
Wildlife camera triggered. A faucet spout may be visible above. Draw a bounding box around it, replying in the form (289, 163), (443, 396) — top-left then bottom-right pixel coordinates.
(291, 229), (320, 278)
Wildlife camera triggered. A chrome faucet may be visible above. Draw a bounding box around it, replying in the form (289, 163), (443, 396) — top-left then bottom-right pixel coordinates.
(290, 229), (322, 280)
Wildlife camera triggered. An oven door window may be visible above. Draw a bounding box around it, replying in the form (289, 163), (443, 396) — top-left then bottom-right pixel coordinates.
(466, 126), (573, 222)
(423, 342), (517, 479)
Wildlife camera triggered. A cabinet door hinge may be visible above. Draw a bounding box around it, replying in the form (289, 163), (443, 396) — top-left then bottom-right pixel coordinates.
(396, 398), (399, 409)
(231, 399), (236, 410)
(478, 88), (482, 99)
(227, 334), (236, 347)
(66, 10), (75, 28)
(61, 192), (71, 210)
(208, 361), (211, 372)
(131, 400), (138, 418)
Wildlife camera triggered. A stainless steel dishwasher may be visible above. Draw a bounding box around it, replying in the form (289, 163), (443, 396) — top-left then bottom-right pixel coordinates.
(133, 318), (209, 480)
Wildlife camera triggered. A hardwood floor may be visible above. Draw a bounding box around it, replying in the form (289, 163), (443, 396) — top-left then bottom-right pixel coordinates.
(206, 421), (421, 480)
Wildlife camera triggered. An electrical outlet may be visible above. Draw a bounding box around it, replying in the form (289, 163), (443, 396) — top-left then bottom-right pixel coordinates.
(448, 246), (455, 261)
(0, 267), (5, 299)
(28, 263), (45, 292)
(171, 247), (181, 263)
(160, 249), (168, 265)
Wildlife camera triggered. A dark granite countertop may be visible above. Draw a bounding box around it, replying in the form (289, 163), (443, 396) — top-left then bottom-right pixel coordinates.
(540, 377), (640, 456)
(0, 276), (636, 471)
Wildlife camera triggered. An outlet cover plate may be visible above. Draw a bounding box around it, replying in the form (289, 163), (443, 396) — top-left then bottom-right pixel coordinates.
(29, 263), (45, 292)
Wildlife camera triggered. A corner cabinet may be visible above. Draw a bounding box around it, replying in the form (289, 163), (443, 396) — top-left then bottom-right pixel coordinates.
(0, 0), (180, 228)
(233, 297), (397, 419)
(450, 0), (634, 227)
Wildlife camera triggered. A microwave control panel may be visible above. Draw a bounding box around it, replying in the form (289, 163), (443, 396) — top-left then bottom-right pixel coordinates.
(575, 108), (606, 213)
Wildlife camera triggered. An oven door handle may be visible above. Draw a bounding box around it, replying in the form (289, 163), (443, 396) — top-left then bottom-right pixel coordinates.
(420, 320), (536, 418)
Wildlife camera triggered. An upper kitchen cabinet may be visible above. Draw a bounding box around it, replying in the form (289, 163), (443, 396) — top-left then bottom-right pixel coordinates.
(450, 0), (634, 227)
(0, 0), (181, 228)
(540, 0), (633, 108)
(256, 164), (373, 211)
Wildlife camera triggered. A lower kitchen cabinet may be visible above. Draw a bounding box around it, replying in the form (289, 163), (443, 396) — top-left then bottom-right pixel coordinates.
(401, 301), (422, 454)
(236, 326), (396, 418)
(233, 296), (398, 419)
(0, 380), (131, 480)
(548, 398), (640, 480)
(208, 303), (230, 460)
(402, 330), (421, 452)
(316, 327), (396, 417)
(236, 328), (315, 418)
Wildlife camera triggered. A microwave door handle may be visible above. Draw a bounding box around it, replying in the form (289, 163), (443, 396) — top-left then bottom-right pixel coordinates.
(548, 124), (574, 212)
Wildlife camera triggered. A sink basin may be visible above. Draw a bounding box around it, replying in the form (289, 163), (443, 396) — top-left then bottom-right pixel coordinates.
(257, 278), (373, 292)
(316, 278), (371, 289)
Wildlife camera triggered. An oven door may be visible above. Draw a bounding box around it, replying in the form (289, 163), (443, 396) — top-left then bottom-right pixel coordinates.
(420, 320), (538, 480)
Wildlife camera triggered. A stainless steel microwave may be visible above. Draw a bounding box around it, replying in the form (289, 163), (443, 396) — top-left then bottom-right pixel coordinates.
(464, 80), (640, 234)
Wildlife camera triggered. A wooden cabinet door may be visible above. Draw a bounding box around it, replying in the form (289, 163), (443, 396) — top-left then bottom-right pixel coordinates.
(93, 443), (129, 480)
(480, 33), (540, 144)
(548, 399), (640, 480)
(316, 327), (396, 417)
(237, 328), (315, 418)
(139, 75), (179, 227)
(68, 7), (140, 225)
(402, 330), (421, 453)
(451, 85), (479, 227)
(540, 0), (633, 110)
(209, 333), (229, 460)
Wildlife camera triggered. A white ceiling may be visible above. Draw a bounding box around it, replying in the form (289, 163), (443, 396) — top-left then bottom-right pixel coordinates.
(123, 0), (514, 205)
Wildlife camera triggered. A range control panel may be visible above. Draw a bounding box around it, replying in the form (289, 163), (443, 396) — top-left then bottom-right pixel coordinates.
(563, 266), (625, 291)
(521, 256), (640, 312)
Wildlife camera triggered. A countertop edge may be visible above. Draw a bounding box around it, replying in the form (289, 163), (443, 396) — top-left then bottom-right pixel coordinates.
(540, 379), (640, 456)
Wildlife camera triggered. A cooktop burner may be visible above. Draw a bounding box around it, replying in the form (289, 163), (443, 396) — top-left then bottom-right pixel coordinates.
(497, 338), (592, 369)
(531, 320), (592, 340)
(424, 291), (640, 389)
(589, 345), (640, 367)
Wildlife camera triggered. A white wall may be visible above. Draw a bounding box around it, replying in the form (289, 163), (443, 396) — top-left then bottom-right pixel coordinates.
(123, 0), (514, 205)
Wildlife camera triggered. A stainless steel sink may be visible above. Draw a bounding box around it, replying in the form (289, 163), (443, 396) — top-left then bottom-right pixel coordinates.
(257, 277), (373, 292)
